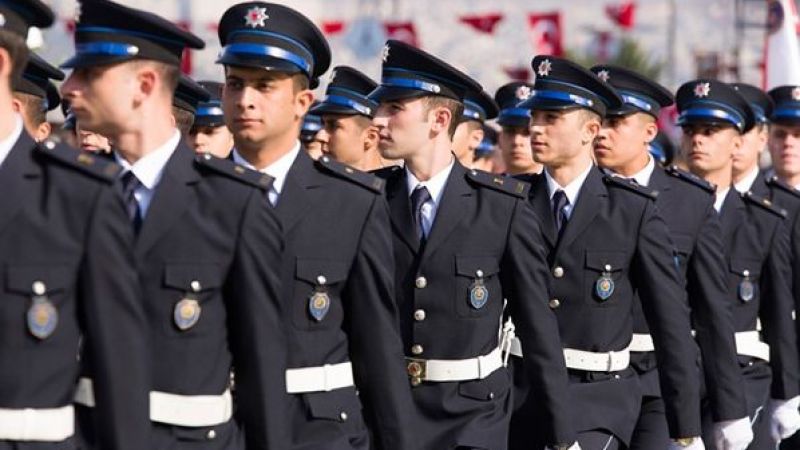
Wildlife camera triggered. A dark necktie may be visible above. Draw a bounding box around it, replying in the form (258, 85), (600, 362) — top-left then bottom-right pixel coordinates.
(410, 185), (432, 243)
(552, 189), (569, 235)
(120, 171), (143, 234)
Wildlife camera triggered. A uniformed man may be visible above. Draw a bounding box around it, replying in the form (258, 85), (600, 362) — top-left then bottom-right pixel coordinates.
(370, 39), (575, 450)
(60, 1), (287, 449)
(301, 108), (325, 159)
(12, 52), (62, 141)
(730, 83), (772, 196)
(472, 124), (498, 172)
(649, 131), (677, 166)
(216, 4), (416, 450)
(494, 81), (542, 175)
(188, 81), (234, 158)
(0, 1), (149, 449)
(452, 88), (498, 168)
(678, 79), (800, 449)
(508, 56), (704, 450)
(591, 65), (751, 450)
(310, 65), (389, 171)
(173, 74), (210, 137)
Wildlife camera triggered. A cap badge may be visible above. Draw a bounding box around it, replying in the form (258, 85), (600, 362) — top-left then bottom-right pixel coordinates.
(244, 6), (269, 28)
(381, 44), (390, 63)
(597, 70), (610, 82)
(694, 82), (711, 98)
(515, 85), (532, 100)
(537, 59), (552, 77)
(792, 87), (800, 101)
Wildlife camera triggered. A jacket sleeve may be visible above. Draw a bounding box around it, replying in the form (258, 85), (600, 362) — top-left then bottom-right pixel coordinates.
(503, 200), (575, 446)
(79, 184), (151, 450)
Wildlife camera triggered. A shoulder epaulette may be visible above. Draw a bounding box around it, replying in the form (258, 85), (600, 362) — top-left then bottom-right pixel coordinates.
(766, 175), (800, 200)
(370, 165), (402, 181)
(742, 191), (787, 218)
(665, 165), (716, 194)
(602, 174), (659, 200)
(195, 153), (272, 190)
(316, 155), (384, 193)
(465, 169), (529, 198)
(35, 139), (121, 183)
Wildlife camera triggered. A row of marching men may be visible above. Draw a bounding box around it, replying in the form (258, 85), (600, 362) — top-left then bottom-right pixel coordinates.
(4, 1), (800, 450)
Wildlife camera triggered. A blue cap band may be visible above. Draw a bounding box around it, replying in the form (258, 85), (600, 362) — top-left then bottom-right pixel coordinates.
(772, 106), (800, 120)
(221, 43), (310, 74)
(679, 104), (745, 130)
(749, 104), (767, 123)
(619, 91), (654, 112)
(649, 143), (666, 163)
(322, 94), (373, 116)
(196, 105), (224, 117)
(531, 89), (594, 108)
(463, 100), (486, 121)
(381, 76), (443, 95)
(499, 107), (531, 118)
(75, 41), (140, 57)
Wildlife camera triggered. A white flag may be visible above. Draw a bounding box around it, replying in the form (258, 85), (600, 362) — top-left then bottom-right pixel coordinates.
(765, 0), (800, 89)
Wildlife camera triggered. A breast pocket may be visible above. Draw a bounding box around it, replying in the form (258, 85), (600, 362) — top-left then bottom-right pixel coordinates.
(293, 258), (350, 329)
(455, 256), (501, 318)
(6, 264), (76, 342)
(162, 262), (224, 336)
(584, 250), (627, 307)
(729, 258), (761, 305)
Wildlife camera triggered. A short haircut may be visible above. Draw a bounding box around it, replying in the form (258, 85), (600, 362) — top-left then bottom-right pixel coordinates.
(13, 92), (46, 127)
(421, 95), (464, 138)
(172, 107), (195, 135)
(0, 30), (30, 84)
(461, 119), (482, 132)
(292, 73), (309, 93)
(577, 108), (602, 125)
(129, 60), (180, 94)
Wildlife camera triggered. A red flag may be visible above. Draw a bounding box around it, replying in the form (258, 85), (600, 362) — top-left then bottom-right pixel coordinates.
(528, 12), (563, 56)
(175, 20), (192, 75)
(459, 13), (504, 34)
(385, 21), (418, 47)
(503, 66), (531, 81)
(322, 20), (346, 36)
(605, 1), (636, 30)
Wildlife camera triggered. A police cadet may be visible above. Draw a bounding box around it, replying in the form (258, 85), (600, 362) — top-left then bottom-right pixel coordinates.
(508, 56), (704, 450)
(189, 81), (234, 158)
(216, 4), (416, 450)
(172, 74), (211, 137)
(310, 65), (389, 171)
(13, 52), (62, 141)
(0, 1), (149, 449)
(60, 1), (287, 449)
(472, 124), (498, 172)
(730, 84), (772, 197)
(677, 79), (800, 449)
(370, 39), (575, 450)
(452, 88), (498, 168)
(301, 108), (325, 159)
(494, 81), (542, 175)
(591, 65), (751, 450)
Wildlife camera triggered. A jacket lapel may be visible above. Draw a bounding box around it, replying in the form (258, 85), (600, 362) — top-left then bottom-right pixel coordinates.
(275, 150), (323, 233)
(385, 168), (420, 254)
(421, 162), (472, 258)
(719, 188), (744, 245)
(529, 174), (557, 249)
(135, 140), (201, 256)
(554, 166), (605, 257)
(0, 133), (40, 236)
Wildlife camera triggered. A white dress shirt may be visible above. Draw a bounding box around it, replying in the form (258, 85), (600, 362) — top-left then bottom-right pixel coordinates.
(616, 155), (656, 187)
(114, 130), (181, 218)
(232, 141), (301, 206)
(405, 159), (455, 238)
(544, 162), (593, 220)
(0, 114), (24, 168)
(733, 166), (760, 194)
(714, 187), (731, 213)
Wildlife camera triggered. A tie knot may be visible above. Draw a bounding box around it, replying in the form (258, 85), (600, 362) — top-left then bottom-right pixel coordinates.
(410, 185), (432, 212)
(120, 171), (142, 192)
(552, 189), (568, 209)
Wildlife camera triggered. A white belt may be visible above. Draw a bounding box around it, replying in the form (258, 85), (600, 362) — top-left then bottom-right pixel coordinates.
(285, 361), (354, 394)
(509, 337), (630, 372)
(630, 333), (655, 352)
(0, 405), (74, 441)
(406, 347), (504, 382)
(74, 377), (233, 427)
(735, 331), (770, 362)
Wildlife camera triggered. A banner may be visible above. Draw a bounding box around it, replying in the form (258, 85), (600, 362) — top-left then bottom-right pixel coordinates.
(528, 12), (563, 56)
(764, 0), (800, 89)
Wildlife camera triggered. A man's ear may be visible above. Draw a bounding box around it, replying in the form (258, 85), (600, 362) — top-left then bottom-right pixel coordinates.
(582, 116), (601, 145)
(364, 125), (379, 151)
(295, 89), (314, 119)
(468, 128), (484, 151)
(430, 106), (452, 136)
(10, 97), (21, 113)
(0, 47), (13, 81)
(34, 122), (51, 142)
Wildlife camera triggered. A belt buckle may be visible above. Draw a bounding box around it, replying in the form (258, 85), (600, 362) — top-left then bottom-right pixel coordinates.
(607, 351), (618, 372)
(406, 358), (426, 387)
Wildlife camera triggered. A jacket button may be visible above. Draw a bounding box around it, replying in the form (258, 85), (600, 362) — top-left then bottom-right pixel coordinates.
(339, 411), (348, 422)
(415, 276), (427, 289)
(549, 298), (561, 309)
(206, 430), (216, 440)
(414, 309), (426, 321)
(411, 344), (424, 355)
(410, 376), (422, 386)
(553, 266), (564, 278)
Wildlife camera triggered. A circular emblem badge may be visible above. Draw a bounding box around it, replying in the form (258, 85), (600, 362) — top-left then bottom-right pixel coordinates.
(174, 298), (201, 331)
(27, 299), (58, 339)
(595, 275), (615, 301)
(469, 282), (489, 309)
(308, 291), (331, 322)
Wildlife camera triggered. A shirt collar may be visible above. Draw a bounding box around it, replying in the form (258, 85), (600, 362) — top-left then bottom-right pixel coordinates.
(231, 141), (301, 195)
(544, 161), (594, 206)
(405, 158), (455, 206)
(115, 130), (181, 190)
(715, 186), (731, 213)
(629, 155), (656, 187)
(0, 114), (24, 167)
(733, 166), (760, 194)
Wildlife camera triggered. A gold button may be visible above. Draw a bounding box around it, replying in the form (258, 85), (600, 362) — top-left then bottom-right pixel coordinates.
(414, 309), (426, 321)
(206, 430), (216, 440)
(553, 266), (564, 278)
(415, 276), (427, 289)
(549, 298), (561, 309)
(339, 411), (348, 422)
(411, 344), (423, 355)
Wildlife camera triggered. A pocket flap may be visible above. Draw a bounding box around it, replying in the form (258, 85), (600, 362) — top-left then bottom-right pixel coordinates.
(163, 263), (223, 291)
(458, 369), (510, 401)
(303, 387), (361, 421)
(729, 259), (761, 277)
(6, 264), (73, 294)
(585, 250), (626, 272)
(455, 256), (500, 277)
(295, 259), (349, 285)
